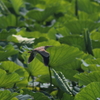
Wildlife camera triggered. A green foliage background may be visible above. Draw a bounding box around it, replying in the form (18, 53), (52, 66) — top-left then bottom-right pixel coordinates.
(0, 0), (100, 100)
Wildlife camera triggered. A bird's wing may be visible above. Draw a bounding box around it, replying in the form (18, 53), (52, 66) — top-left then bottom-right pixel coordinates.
(28, 52), (35, 63)
(37, 50), (50, 57)
(42, 55), (49, 66)
(37, 50), (50, 66)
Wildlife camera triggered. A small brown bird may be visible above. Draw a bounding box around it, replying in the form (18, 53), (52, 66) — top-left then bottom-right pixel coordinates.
(28, 46), (52, 66)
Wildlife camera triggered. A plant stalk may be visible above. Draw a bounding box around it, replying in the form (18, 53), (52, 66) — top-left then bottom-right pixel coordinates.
(48, 66), (52, 87)
(83, 29), (94, 56)
(75, 0), (79, 18)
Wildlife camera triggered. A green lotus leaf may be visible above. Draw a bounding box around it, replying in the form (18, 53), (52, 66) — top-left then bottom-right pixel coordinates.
(78, 11), (100, 21)
(93, 48), (100, 58)
(36, 73), (58, 86)
(17, 28), (41, 38)
(83, 58), (100, 64)
(0, 14), (16, 28)
(54, 67), (78, 81)
(81, 58), (100, 72)
(24, 0), (45, 6)
(44, 0), (60, 5)
(16, 77), (28, 87)
(35, 40), (61, 48)
(0, 45), (18, 61)
(92, 40), (100, 49)
(34, 37), (48, 45)
(74, 71), (100, 85)
(75, 82), (100, 100)
(82, 64), (100, 72)
(23, 89), (50, 100)
(65, 20), (100, 34)
(0, 90), (19, 100)
(91, 32), (100, 40)
(29, 23), (52, 33)
(56, 26), (70, 36)
(27, 58), (49, 76)
(78, 0), (100, 14)
(62, 93), (74, 100)
(0, 69), (20, 88)
(0, 61), (29, 87)
(47, 28), (57, 40)
(15, 68), (29, 77)
(0, 29), (17, 40)
(10, 0), (25, 14)
(62, 59), (82, 70)
(47, 44), (84, 67)
(0, 61), (22, 73)
(59, 35), (85, 51)
(26, 6), (58, 22)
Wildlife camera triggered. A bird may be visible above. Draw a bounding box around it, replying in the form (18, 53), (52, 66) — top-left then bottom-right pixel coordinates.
(28, 46), (52, 66)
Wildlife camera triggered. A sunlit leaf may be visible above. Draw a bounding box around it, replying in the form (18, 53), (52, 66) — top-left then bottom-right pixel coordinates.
(56, 26), (70, 36)
(0, 29), (17, 40)
(59, 35), (85, 51)
(0, 61), (29, 87)
(23, 89), (50, 100)
(91, 32), (100, 43)
(36, 73), (58, 86)
(0, 45), (18, 61)
(65, 20), (100, 34)
(62, 93), (74, 100)
(54, 67), (78, 81)
(0, 61), (21, 73)
(81, 58), (100, 72)
(29, 23), (51, 33)
(17, 28), (41, 38)
(26, 6), (58, 22)
(24, 0), (45, 6)
(35, 40), (61, 48)
(74, 71), (100, 85)
(0, 14), (16, 28)
(28, 58), (49, 76)
(75, 82), (100, 100)
(92, 40), (100, 49)
(78, 0), (100, 14)
(0, 69), (20, 88)
(47, 44), (84, 67)
(78, 11), (100, 21)
(0, 90), (19, 100)
(10, 0), (25, 14)
(93, 48), (100, 58)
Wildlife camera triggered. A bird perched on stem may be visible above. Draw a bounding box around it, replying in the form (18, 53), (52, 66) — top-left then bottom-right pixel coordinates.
(28, 46), (52, 66)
